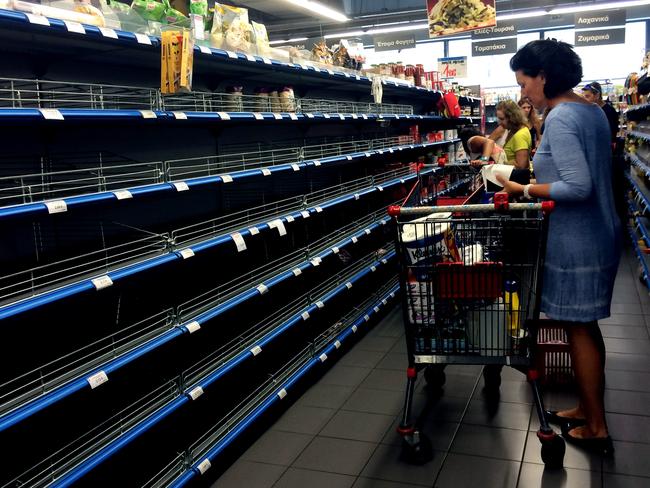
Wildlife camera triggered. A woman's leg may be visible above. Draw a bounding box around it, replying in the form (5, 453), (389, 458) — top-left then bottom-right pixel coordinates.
(561, 321), (608, 438)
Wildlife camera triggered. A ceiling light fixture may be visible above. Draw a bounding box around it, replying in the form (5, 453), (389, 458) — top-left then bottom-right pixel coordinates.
(551, 0), (650, 15)
(281, 0), (350, 23)
(269, 37), (309, 45)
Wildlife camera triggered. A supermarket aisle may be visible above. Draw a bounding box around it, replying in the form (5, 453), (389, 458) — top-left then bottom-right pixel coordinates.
(213, 249), (650, 488)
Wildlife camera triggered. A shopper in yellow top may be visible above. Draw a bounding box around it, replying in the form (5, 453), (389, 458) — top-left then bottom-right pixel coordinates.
(495, 99), (532, 169)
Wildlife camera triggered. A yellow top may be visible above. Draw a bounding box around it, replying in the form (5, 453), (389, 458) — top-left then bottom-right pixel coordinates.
(503, 127), (531, 164)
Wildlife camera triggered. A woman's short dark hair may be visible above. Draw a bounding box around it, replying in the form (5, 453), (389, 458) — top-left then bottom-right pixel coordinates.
(459, 127), (481, 154)
(510, 39), (583, 98)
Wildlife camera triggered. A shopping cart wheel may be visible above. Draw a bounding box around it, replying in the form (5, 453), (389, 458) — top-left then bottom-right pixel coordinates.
(424, 365), (446, 389)
(482, 365), (502, 391)
(400, 431), (433, 465)
(539, 432), (565, 469)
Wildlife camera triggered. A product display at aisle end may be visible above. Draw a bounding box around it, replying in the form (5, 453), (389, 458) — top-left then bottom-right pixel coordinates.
(0, 5), (482, 486)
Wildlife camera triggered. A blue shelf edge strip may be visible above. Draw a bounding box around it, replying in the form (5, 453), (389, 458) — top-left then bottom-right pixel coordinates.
(46, 254), (397, 487)
(0, 140), (457, 219)
(0, 216), (393, 432)
(0, 165), (434, 321)
(174, 282), (401, 487)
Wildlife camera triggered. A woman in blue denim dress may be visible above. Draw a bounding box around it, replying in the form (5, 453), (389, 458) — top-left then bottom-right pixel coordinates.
(498, 39), (621, 455)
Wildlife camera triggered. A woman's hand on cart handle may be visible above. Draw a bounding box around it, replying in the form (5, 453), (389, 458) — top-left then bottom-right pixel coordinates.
(470, 158), (490, 168)
(496, 174), (524, 195)
(496, 176), (553, 202)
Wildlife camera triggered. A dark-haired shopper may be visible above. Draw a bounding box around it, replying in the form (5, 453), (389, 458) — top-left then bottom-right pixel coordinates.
(498, 39), (620, 456)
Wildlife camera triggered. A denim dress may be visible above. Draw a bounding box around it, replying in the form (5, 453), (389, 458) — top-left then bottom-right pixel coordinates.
(533, 102), (621, 322)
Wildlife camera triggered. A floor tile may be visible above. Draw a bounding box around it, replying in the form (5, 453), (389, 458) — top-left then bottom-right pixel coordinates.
(297, 384), (355, 409)
(212, 460), (286, 488)
(388, 339), (408, 355)
(610, 303), (643, 314)
(600, 325), (649, 340)
(450, 424), (527, 461)
(273, 468), (355, 488)
(352, 478), (429, 488)
(601, 314), (647, 326)
(292, 437), (377, 476)
(605, 369), (650, 392)
(603, 440), (650, 477)
(360, 368), (409, 392)
(604, 390), (650, 416)
(604, 338), (650, 355)
(472, 379), (533, 405)
(463, 398), (533, 431)
(434, 453), (519, 488)
(605, 352), (650, 373)
(375, 353), (409, 371)
(271, 405), (336, 436)
(355, 336), (400, 353)
(522, 431), (604, 471)
(342, 388), (405, 416)
(603, 473), (650, 487)
(320, 410), (395, 443)
(607, 413), (650, 444)
(241, 430), (313, 466)
(338, 349), (386, 369)
(446, 364), (483, 377)
(409, 389), (470, 424)
(320, 365), (373, 388)
(517, 462), (600, 488)
(360, 443), (443, 486)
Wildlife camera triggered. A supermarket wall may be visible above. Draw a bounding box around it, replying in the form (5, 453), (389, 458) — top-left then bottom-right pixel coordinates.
(363, 21), (646, 88)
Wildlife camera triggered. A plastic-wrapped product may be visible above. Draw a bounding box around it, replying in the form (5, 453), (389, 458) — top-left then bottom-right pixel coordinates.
(108, 0), (131, 12)
(279, 86), (295, 112)
(73, 1), (106, 25)
(190, 0), (207, 16)
(165, 7), (190, 27)
(13, 0), (106, 26)
(251, 20), (269, 56)
(224, 15), (252, 52)
(311, 40), (333, 65)
(210, 4), (223, 47)
(131, 0), (166, 22)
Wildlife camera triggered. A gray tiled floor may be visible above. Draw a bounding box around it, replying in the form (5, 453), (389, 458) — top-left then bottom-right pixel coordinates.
(212, 250), (650, 487)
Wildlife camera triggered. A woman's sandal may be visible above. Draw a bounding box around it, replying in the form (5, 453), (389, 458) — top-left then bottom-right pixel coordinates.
(561, 425), (615, 457)
(545, 410), (586, 427)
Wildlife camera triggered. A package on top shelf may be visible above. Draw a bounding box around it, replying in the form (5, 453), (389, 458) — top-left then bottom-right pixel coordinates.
(10, 0), (108, 26)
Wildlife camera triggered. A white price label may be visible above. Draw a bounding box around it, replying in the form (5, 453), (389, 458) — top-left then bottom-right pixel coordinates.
(365, 152), (371, 157)
(286, 215), (295, 223)
(354, 193), (360, 200)
(374, 306), (380, 313)
(173, 182), (189, 192)
(226, 50), (238, 59)
(217, 112), (231, 120)
(113, 190), (132, 200)
(139, 110), (156, 119)
(291, 163), (300, 172)
(179, 248), (195, 259)
(277, 388), (288, 399)
(186, 321), (201, 333)
(390, 292), (396, 298)
(292, 268), (302, 276)
(230, 232), (247, 252)
(199, 45), (212, 54)
(355, 74), (361, 81)
(245, 53), (256, 62)
(91, 275), (113, 290)
(363, 315), (370, 322)
(87, 371), (108, 389)
(221, 174), (233, 183)
(310, 258), (321, 267)
(134, 33), (152, 45)
(172, 111), (187, 120)
(269, 219), (287, 236)
(364, 229), (372, 235)
(362, 114), (368, 120)
(253, 112), (264, 120)
(45, 200), (67, 214)
(377, 185), (384, 192)
(289, 113), (298, 120)
(319, 353), (328, 362)
(188, 386), (204, 400)
(248, 226), (260, 235)
(346, 155), (353, 161)
(250, 345), (262, 356)
(378, 150), (384, 154)
(301, 211), (310, 218)
(64, 20), (85, 34)
(327, 69), (335, 75)
(306, 113), (315, 119)
(381, 219), (387, 225)
(400, 179), (405, 184)
(26, 13), (50, 26)
(382, 299), (388, 305)
(334, 340), (341, 349)
(316, 301), (324, 309)
(339, 114), (345, 120)
(352, 325), (359, 332)
(381, 258), (388, 264)
(262, 57), (272, 65)
(315, 206), (323, 213)
(313, 160), (321, 167)
(261, 168), (271, 176)
(332, 247), (339, 254)
(370, 266), (377, 272)
(301, 311), (310, 320)
(272, 113), (282, 120)
(323, 114), (331, 119)
(345, 282), (353, 290)
(39, 108), (64, 120)
(256, 284), (268, 295)
(351, 237), (358, 243)
(352, 114), (358, 119)
(99, 27), (118, 39)
(197, 459), (211, 475)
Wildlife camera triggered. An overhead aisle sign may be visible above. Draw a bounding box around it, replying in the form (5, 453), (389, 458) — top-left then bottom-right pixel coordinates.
(574, 9), (626, 46)
(472, 37), (517, 56)
(427, 0), (496, 38)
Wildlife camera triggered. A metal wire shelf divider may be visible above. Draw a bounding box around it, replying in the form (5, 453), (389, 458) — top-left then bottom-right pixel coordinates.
(0, 207), (394, 421)
(6, 247), (393, 488)
(0, 309), (173, 417)
(3, 381), (180, 488)
(0, 77), (413, 115)
(0, 136), (414, 207)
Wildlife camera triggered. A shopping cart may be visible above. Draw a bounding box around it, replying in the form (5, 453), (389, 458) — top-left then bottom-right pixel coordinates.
(387, 194), (566, 468)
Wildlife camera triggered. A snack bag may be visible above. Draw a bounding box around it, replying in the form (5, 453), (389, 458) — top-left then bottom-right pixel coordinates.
(190, 0), (208, 17)
(165, 7), (190, 27)
(251, 20), (269, 55)
(131, 0), (167, 22)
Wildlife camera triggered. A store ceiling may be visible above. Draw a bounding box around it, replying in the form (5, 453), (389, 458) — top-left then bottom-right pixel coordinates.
(233, 0), (648, 39)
